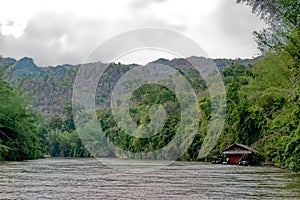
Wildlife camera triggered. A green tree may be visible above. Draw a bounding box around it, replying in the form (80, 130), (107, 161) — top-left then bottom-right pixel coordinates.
(234, 0), (300, 171)
(237, 0), (300, 59)
(0, 76), (42, 160)
(63, 101), (76, 132)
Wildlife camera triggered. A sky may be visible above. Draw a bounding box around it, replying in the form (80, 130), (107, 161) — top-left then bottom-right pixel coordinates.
(0, 0), (267, 66)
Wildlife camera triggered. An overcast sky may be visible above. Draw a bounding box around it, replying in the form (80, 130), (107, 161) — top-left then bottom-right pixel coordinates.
(0, 0), (266, 66)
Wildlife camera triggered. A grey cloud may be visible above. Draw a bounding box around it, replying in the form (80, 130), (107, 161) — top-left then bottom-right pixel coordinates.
(200, 0), (266, 58)
(0, 12), (109, 66)
(88, 28), (205, 64)
(5, 21), (15, 26)
(0, 1), (266, 66)
(0, 11), (188, 66)
(131, 0), (168, 9)
(135, 18), (187, 32)
(213, 0), (265, 40)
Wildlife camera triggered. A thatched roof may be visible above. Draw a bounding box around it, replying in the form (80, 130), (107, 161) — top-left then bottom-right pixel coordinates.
(222, 144), (258, 155)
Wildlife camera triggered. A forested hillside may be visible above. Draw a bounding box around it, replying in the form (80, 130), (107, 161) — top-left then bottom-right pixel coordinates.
(217, 0), (300, 171)
(0, 0), (299, 172)
(0, 53), (299, 170)
(0, 56), (257, 116)
(0, 56), (258, 161)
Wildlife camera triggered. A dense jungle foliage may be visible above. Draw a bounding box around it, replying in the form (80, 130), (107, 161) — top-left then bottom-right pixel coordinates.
(0, 76), (42, 160)
(0, 0), (299, 171)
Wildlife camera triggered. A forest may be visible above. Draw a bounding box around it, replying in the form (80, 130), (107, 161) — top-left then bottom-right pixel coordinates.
(0, 0), (299, 171)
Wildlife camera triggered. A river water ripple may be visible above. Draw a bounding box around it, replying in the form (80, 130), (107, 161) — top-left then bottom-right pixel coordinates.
(0, 158), (299, 199)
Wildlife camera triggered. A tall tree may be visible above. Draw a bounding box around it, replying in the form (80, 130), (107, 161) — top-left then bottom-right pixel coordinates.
(234, 0), (300, 171)
(237, 0), (300, 60)
(0, 75), (42, 160)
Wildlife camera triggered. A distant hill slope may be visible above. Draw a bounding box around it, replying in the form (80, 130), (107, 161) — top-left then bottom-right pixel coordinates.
(0, 56), (260, 116)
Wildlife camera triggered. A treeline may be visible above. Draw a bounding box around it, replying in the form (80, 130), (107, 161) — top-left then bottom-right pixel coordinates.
(93, 0), (300, 171)
(217, 54), (300, 171)
(0, 78), (89, 160)
(38, 102), (90, 158)
(236, 0), (299, 171)
(0, 75), (42, 160)
(0, 0), (299, 172)
(216, 0), (300, 171)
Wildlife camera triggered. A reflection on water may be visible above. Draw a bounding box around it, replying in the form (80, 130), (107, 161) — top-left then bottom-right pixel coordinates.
(0, 158), (299, 199)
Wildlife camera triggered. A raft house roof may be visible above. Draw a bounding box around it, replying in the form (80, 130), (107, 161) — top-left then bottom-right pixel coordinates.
(222, 144), (258, 155)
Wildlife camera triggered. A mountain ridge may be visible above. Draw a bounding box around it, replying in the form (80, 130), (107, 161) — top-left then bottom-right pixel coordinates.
(0, 56), (261, 116)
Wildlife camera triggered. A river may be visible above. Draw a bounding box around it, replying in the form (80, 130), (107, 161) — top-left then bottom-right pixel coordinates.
(0, 158), (299, 199)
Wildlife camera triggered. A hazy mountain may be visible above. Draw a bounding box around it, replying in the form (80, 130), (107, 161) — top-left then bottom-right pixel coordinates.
(0, 56), (260, 116)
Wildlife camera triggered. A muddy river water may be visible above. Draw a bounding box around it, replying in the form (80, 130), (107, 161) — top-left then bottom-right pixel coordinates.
(0, 158), (299, 199)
